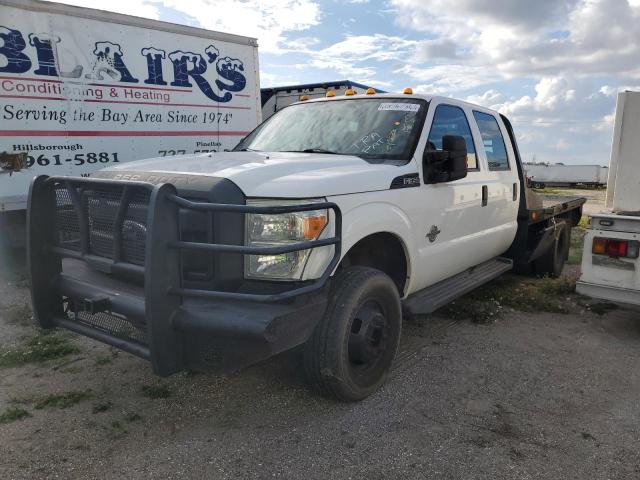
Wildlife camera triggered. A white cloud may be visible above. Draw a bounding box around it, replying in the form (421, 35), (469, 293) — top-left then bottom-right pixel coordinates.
(402, 64), (501, 94)
(464, 90), (504, 108)
(260, 71), (301, 87)
(46, 0), (161, 18)
(46, 0), (321, 53)
(387, 0), (640, 164)
(299, 34), (419, 82)
(392, 0), (640, 79)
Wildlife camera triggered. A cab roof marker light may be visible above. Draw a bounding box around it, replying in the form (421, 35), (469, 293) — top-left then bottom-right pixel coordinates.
(326, 90), (336, 97)
(403, 87), (413, 94)
(365, 88), (376, 95)
(299, 95), (309, 101)
(344, 88), (355, 96)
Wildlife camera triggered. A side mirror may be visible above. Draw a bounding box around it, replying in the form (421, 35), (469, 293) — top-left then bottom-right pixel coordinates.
(423, 134), (468, 184)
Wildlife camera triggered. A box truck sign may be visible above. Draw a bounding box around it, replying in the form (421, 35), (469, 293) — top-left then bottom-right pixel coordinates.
(0, 2), (260, 210)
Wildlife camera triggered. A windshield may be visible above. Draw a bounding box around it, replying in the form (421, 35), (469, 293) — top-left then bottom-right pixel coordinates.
(235, 98), (427, 161)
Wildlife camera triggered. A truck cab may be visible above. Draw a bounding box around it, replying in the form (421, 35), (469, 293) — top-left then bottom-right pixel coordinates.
(27, 90), (585, 401)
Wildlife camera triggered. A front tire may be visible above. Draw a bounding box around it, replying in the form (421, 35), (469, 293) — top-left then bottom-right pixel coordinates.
(303, 267), (402, 402)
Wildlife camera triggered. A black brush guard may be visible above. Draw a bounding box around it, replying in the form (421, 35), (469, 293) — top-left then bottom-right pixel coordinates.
(28, 175), (342, 375)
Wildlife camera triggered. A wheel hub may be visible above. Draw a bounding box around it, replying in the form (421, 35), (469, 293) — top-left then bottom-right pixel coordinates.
(348, 300), (389, 369)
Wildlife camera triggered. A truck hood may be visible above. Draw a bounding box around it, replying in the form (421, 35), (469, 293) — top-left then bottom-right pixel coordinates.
(101, 151), (415, 197)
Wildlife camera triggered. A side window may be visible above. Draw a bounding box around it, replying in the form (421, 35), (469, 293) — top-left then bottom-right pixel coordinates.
(473, 111), (510, 170)
(427, 104), (478, 170)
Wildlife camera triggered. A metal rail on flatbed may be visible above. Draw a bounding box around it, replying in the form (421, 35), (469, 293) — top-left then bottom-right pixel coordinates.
(530, 194), (586, 224)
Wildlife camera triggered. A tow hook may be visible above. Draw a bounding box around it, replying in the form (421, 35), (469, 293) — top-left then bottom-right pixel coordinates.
(82, 295), (111, 315)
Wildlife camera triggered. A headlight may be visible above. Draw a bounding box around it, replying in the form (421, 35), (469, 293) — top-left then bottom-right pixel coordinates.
(245, 198), (328, 280)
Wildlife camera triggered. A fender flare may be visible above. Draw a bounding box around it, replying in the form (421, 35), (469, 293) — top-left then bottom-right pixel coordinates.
(335, 201), (415, 294)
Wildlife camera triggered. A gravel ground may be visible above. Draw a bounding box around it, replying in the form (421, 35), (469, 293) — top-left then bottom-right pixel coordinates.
(2, 188), (639, 480)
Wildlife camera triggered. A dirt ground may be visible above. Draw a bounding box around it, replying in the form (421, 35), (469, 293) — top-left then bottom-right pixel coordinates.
(1, 188), (639, 480)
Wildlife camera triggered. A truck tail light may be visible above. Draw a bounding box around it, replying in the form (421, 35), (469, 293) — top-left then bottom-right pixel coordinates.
(606, 240), (627, 257)
(592, 237), (639, 258)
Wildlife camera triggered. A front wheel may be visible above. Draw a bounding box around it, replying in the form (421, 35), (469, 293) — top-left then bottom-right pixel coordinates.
(302, 266), (402, 402)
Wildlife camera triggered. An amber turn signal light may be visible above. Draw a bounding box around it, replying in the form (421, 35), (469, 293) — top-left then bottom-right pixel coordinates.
(303, 214), (328, 240)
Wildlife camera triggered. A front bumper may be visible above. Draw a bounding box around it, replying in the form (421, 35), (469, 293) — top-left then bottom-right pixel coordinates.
(28, 175), (341, 375)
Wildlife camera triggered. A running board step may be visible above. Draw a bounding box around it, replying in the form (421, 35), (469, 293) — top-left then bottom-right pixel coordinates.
(402, 257), (513, 315)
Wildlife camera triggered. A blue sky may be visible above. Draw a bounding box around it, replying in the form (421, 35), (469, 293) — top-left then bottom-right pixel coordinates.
(52, 0), (640, 166)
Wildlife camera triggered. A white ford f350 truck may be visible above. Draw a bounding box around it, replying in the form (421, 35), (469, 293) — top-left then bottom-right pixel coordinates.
(577, 91), (640, 307)
(27, 90), (586, 401)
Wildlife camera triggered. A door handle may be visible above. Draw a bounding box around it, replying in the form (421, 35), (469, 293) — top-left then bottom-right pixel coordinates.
(513, 182), (518, 201)
(482, 185), (488, 207)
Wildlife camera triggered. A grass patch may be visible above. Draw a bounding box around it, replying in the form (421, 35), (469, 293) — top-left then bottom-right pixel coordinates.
(34, 390), (93, 410)
(441, 274), (576, 321)
(568, 228), (587, 265)
(0, 406), (31, 424)
(533, 187), (565, 194)
(0, 331), (80, 368)
(141, 384), (171, 399)
(578, 215), (590, 228)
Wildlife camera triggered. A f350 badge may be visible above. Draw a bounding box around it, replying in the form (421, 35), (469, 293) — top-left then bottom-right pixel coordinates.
(426, 225), (441, 243)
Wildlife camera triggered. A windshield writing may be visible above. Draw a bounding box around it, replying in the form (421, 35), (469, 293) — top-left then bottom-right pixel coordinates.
(235, 98), (426, 160)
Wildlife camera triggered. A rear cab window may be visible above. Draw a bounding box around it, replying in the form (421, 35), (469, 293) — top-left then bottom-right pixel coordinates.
(473, 111), (510, 170)
(427, 104), (478, 170)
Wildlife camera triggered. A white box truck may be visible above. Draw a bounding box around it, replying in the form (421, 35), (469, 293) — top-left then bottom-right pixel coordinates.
(524, 163), (608, 189)
(0, 0), (261, 246)
(577, 91), (640, 306)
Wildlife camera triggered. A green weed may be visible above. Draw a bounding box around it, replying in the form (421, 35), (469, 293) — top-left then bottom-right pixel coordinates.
(141, 384), (171, 399)
(568, 228), (586, 265)
(0, 406), (31, 424)
(34, 390), (93, 410)
(441, 274), (576, 321)
(0, 331), (80, 368)
(533, 187), (565, 194)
